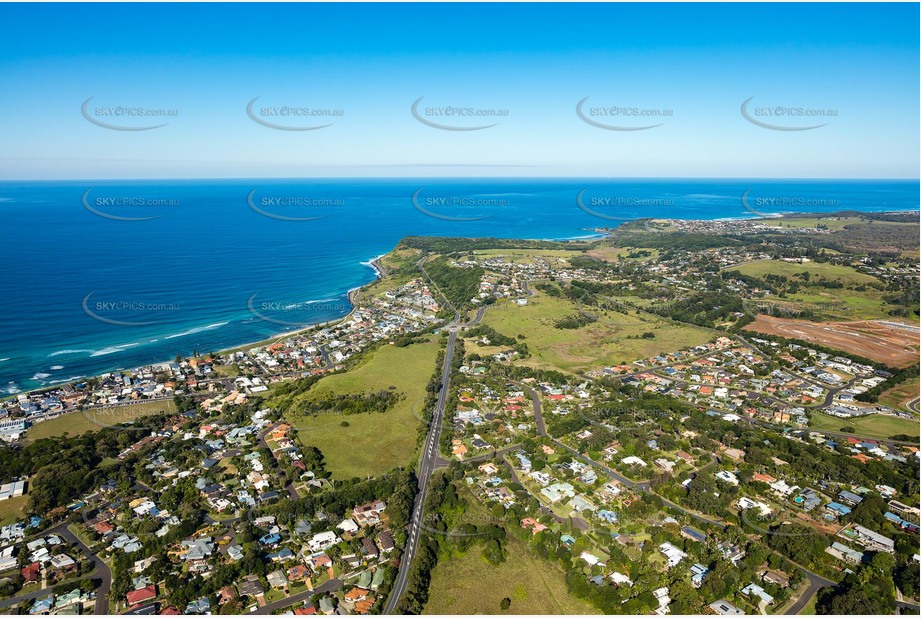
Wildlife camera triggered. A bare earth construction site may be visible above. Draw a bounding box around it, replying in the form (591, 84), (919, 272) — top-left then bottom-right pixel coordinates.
(746, 316), (920, 368)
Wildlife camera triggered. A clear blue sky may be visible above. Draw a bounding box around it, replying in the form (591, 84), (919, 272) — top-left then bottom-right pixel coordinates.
(0, 2), (917, 179)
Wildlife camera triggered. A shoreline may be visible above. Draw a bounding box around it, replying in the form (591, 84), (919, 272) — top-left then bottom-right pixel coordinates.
(3, 251), (393, 401)
(4, 211), (917, 399)
(212, 253), (388, 359)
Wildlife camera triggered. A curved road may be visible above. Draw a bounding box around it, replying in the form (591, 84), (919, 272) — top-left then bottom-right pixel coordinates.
(0, 520), (112, 614)
(524, 383), (841, 614)
(383, 270), (850, 613)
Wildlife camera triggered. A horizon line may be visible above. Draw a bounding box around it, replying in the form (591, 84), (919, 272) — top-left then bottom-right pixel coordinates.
(2, 175), (919, 183)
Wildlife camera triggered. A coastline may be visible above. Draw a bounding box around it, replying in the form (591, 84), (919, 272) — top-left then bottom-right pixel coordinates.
(213, 253), (388, 359)
(3, 252), (392, 401)
(5, 209), (917, 399)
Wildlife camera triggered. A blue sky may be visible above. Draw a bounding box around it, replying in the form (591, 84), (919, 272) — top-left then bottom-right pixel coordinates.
(0, 2), (917, 179)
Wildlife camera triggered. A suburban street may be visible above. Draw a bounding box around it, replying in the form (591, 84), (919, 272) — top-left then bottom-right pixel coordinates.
(253, 578), (343, 615)
(0, 520), (112, 615)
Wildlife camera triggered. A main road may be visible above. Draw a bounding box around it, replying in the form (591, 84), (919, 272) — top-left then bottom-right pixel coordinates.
(384, 256), (469, 614)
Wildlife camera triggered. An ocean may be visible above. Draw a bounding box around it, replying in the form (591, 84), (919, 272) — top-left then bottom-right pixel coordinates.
(1, 178), (917, 393)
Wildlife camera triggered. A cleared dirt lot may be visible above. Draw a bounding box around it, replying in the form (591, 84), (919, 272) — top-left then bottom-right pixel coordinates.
(746, 315), (920, 367)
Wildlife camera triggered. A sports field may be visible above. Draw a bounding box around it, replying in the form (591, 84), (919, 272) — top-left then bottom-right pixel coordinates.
(25, 399), (176, 442)
(808, 411), (920, 440)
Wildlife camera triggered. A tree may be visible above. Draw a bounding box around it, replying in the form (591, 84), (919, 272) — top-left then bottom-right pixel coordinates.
(500, 597), (511, 610)
(482, 539), (507, 565)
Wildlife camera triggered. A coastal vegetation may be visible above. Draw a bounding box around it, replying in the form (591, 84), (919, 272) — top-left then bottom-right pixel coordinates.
(399, 236), (595, 254)
(423, 257), (484, 313)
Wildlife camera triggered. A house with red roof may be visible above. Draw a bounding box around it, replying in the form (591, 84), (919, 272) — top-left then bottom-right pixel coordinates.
(521, 518), (548, 535)
(126, 584), (157, 606)
(94, 521), (115, 535)
(20, 562), (40, 583)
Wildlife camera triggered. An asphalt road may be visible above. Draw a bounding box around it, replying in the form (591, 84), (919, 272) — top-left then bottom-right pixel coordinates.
(383, 256), (464, 614)
(784, 575), (824, 615)
(0, 520), (112, 614)
(383, 328), (457, 614)
(253, 578), (343, 615)
(907, 397), (920, 415)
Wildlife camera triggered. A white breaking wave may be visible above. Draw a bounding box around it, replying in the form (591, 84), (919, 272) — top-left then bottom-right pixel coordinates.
(48, 349), (94, 357)
(164, 322), (228, 340)
(49, 365), (64, 370)
(90, 342), (141, 357)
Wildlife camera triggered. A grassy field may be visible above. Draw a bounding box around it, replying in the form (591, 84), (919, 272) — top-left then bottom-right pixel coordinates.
(211, 364), (239, 378)
(586, 247), (660, 262)
(809, 411), (920, 440)
(764, 216), (865, 232)
(472, 248), (580, 261)
(481, 290), (712, 373)
(423, 537), (599, 615)
(0, 495), (28, 526)
(878, 378), (920, 411)
(26, 399), (177, 442)
(779, 291), (896, 322)
(728, 259), (878, 285)
(728, 259), (907, 321)
(279, 339), (441, 479)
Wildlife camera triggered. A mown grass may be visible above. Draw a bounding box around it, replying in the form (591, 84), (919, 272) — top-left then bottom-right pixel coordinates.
(26, 399), (176, 442)
(809, 411), (920, 440)
(0, 495), (28, 526)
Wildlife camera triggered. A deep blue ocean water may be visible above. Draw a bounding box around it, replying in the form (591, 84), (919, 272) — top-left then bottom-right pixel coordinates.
(1, 178), (917, 393)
